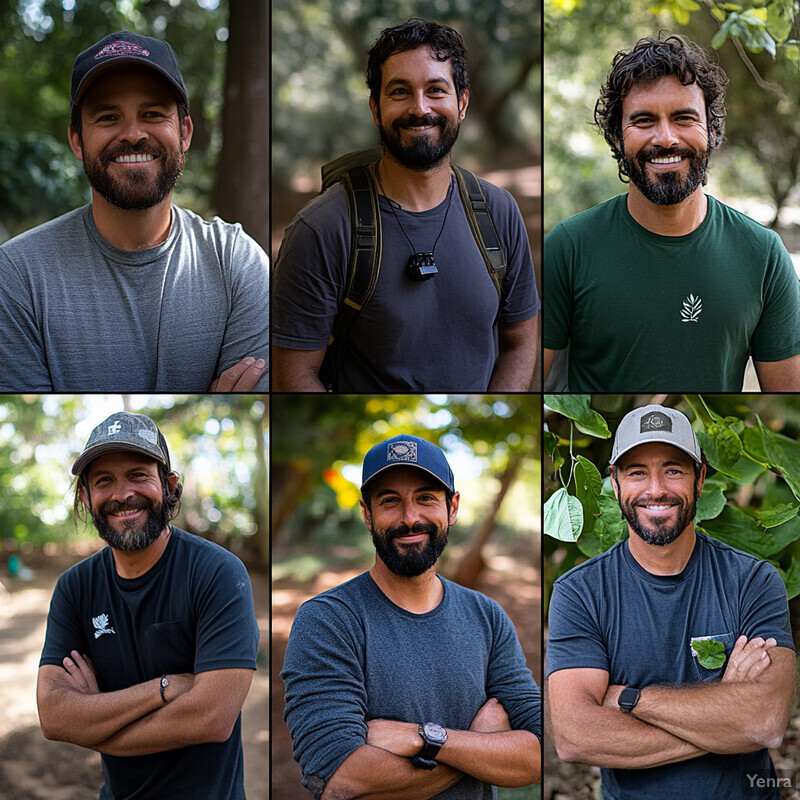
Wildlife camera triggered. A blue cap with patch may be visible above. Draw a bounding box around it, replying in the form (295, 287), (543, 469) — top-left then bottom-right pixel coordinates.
(361, 435), (455, 493)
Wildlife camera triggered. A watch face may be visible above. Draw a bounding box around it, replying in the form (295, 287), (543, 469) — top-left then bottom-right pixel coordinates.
(619, 687), (639, 710)
(423, 723), (447, 745)
(161, 676), (168, 688)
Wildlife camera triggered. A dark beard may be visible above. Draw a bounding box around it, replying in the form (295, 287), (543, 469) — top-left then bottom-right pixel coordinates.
(82, 140), (185, 211)
(622, 142), (710, 206)
(619, 485), (699, 546)
(378, 112), (461, 170)
(90, 494), (169, 552)
(371, 520), (449, 577)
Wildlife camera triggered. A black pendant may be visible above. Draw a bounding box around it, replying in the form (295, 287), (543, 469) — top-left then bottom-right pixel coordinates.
(406, 252), (438, 281)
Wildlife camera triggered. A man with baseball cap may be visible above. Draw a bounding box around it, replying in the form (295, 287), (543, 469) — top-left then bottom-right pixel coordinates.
(547, 404), (795, 799)
(282, 434), (541, 799)
(37, 411), (259, 799)
(0, 31), (268, 392)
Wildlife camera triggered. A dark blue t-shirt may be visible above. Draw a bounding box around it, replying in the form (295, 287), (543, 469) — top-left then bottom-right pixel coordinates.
(282, 572), (541, 800)
(546, 531), (794, 800)
(40, 527), (259, 800)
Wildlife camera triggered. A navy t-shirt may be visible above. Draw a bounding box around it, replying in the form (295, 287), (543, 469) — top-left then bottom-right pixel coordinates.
(546, 531), (794, 800)
(40, 527), (259, 800)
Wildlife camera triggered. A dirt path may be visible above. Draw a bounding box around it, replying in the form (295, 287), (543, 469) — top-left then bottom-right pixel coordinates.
(0, 546), (267, 799)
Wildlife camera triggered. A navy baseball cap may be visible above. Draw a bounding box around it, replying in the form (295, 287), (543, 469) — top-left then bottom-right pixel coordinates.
(72, 412), (171, 475)
(361, 435), (455, 493)
(71, 31), (189, 113)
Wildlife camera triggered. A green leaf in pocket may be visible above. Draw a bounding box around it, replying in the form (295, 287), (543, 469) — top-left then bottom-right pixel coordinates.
(692, 638), (726, 669)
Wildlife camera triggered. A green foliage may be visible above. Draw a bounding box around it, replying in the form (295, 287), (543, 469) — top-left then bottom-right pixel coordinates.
(544, 395), (800, 603)
(692, 637), (727, 669)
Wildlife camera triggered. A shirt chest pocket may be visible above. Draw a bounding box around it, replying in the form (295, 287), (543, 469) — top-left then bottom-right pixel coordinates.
(689, 631), (735, 682)
(145, 620), (195, 674)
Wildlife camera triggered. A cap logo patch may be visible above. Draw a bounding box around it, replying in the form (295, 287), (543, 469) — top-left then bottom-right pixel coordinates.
(137, 429), (157, 445)
(95, 41), (150, 60)
(640, 411), (672, 433)
(387, 441), (418, 463)
(108, 420), (122, 435)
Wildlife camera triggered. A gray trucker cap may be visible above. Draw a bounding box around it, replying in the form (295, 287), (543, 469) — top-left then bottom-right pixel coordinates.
(610, 404), (701, 466)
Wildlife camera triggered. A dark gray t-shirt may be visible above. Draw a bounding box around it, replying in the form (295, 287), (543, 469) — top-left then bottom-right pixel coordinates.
(272, 175), (540, 391)
(0, 204), (269, 391)
(281, 572), (541, 800)
(546, 532), (794, 800)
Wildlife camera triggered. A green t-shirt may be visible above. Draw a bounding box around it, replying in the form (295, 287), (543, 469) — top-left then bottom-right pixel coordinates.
(544, 193), (800, 391)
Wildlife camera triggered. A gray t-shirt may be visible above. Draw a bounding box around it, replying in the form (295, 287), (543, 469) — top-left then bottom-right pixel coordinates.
(282, 572), (541, 800)
(272, 175), (540, 391)
(0, 204), (269, 391)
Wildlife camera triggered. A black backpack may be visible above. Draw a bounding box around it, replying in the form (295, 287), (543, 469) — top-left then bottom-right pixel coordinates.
(318, 147), (508, 390)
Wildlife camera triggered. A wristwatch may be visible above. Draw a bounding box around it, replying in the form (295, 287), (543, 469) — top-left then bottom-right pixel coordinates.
(160, 675), (169, 704)
(618, 686), (641, 714)
(412, 722), (448, 770)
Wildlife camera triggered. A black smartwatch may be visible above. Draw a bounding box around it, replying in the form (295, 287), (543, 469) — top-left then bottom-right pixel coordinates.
(618, 686), (641, 714)
(412, 722), (447, 770)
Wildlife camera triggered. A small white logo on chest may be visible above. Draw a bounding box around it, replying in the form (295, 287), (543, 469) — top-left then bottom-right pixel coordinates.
(92, 613), (116, 638)
(681, 294), (702, 322)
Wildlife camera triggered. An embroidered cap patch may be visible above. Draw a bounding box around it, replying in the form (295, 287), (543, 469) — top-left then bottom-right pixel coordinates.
(95, 41), (151, 60)
(387, 441), (418, 463)
(640, 411), (672, 433)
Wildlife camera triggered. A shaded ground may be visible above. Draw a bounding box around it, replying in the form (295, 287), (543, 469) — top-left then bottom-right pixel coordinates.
(271, 539), (541, 799)
(0, 544), (268, 799)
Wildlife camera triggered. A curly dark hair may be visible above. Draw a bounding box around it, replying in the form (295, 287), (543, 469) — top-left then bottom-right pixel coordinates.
(366, 18), (469, 107)
(594, 35), (728, 181)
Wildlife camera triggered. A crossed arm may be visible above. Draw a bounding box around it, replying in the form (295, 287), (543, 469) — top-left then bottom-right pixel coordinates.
(548, 636), (796, 769)
(37, 650), (253, 757)
(321, 697), (540, 800)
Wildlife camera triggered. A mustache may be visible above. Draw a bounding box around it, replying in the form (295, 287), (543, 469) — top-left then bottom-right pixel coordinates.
(385, 521), (439, 542)
(98, 497), (152, 515)
(638, 146), (696, 161)
(630, 494), (683, 506)
(392, 114), (446, 132)
(101, 142), (165, 167)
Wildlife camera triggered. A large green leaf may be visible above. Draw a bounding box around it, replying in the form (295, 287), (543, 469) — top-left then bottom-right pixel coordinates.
(757, 419), (800, 501)
(699, 505), (775, 559)
(574, 455), (603, 535)
(544, 487), (584, 542)
(779, 559), (800, 600)
(545, 430), (564, 472)
(755, 503), (799, 529)
(545, 395), (611, 439)
(578, 494), (628, 557)
(695, 478), (727, 523)
(696, 423), (743, 477)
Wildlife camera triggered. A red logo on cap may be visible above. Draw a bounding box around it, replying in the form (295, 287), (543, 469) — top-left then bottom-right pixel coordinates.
(94, 41), (150, 60)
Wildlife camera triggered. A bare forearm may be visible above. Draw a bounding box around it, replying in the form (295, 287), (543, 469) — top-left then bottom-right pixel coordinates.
(322, 744), (463, 800)
(633, 682), (788, 753)
(554, 704), (705, 769)
(38, 674), (164, 748)
(437, 729), (540, 786)
(488, 348), (535, 390)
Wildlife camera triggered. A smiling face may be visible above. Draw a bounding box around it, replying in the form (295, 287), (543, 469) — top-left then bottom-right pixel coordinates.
(69, 65), (192, 211)
(361, 465), (459, 577)
(611, 442), (704, 546)
(620, 75), (711, 206)
(80, 451), (177, 552)
(369, 46), (469, 170)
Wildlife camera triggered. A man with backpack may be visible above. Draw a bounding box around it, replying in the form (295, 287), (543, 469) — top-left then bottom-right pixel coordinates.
(272, 19), (540, 392)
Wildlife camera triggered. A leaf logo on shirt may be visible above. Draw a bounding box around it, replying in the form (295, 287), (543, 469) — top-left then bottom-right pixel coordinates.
(92, 613), (116, 638)
(681, 294), (702, 323)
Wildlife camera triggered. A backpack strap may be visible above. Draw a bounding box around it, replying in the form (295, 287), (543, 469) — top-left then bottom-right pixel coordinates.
(452, 165), (508, 302)
(318, 163), (381, 390)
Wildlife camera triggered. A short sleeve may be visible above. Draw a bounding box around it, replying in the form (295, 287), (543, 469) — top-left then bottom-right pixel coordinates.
(739, 560), (795, 650)
(281, 598), (368, 798)
(542, 224), (572, 351)
(545, 575), (610, 678)
(39, 571), (85, 667)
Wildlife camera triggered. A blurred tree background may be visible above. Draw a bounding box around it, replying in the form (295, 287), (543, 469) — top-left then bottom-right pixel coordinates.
(0, 393), (268, 569)
(271, 393), (541, 800)
(0, 0), (268, 249)
(544, 0), (800, 254)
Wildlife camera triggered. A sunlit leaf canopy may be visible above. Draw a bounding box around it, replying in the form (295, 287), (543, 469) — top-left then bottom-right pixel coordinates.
(0, 395), (267, 555)
(271, 395), (540, 577)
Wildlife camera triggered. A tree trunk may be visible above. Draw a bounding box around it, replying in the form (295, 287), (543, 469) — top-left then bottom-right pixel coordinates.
(215, 1), (269, 251)
(448, 452), (524, 589)
(253, 395), (269, 567)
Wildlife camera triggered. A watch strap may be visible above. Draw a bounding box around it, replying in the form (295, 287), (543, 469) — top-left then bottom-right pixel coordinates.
(619, 686), (640, 713)
(412, 755), (438, 771)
